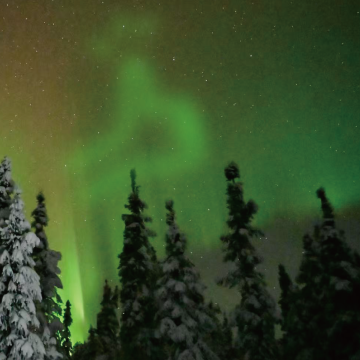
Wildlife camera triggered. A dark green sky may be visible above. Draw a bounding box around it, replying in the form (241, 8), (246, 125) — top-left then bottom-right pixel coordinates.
(0, 0), (359, 343)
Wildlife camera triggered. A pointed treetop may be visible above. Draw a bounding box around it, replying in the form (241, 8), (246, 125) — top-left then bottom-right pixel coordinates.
(165, 199), (174, 212)
(278, 264), (293, 294)
(130, 168), (139, 194)
(316, 187), (334, 219)
(0, 156), (12, 185)
(101, 279), (112, 305)
(1, 155), (11, 169)
(165, 199), (175, 226)
(224, 161), (240, 182)
(36, 190), (46, 204)
(316, 187), (335, 228)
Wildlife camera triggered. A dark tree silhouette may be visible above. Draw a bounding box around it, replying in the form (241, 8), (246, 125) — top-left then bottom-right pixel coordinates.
(118, 169), (160, 360)
(61, 300), (73, 359)
(30, 191), (64, 357)
(282, 188), (360, 360)
(217, 161), (279, 360)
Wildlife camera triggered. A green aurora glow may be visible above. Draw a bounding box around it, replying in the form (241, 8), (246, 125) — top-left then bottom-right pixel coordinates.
(1, 1), (359, 344)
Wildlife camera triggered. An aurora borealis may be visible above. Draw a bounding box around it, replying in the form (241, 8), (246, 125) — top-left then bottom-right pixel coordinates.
(1, 0), (360, 345)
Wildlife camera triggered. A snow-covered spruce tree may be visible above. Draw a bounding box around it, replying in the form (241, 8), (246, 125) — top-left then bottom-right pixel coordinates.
(30, 191), (64, 359)
(118, 169), (161, 360)
(95, 280), (120, 357)
(284, 188), (360, 360)
(0, 157), (15, 309)
(217, 161), (279, 360)
(154, 199), (220, 360)
(61, 300), (72, 359)
(0, 156), (15, 230)
(0, 187), (46, 359)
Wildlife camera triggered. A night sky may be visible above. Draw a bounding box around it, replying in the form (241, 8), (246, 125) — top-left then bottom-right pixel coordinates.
(1, 0), (360, 344)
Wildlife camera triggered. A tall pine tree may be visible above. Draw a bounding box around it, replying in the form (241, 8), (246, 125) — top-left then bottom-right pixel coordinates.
(154, 200), (220, 360)
(118, 169), (160, 360)
(217, 161), (279, 360)
(61, 300), (73, 359)
(283, 188), (360, 360)
(95, 280), (121, 358)
(30, 191), (64, 359)
(0, 157), (15, 310)
(0, 187), (46, 359)
(314, 188), (360, 359)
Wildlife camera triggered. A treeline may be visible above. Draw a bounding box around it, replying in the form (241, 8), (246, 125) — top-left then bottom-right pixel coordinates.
(0, 156), (359, 360)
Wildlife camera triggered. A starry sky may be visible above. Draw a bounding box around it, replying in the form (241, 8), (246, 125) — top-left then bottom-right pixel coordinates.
(1, 0), (360, 344)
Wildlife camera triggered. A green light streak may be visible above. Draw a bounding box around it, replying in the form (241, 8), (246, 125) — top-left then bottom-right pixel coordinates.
(63, 13), (210, 343)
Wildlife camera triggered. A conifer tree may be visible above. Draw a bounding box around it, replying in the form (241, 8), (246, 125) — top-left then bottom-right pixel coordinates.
(86, 325), (104, 359)
(154, 199), (219, 360)
(281, 232), (323, 359)
(0, 157), (15, 309)
(71, 342), (86, 360)
(71, 325), (103, 360)
(0, 156), (15, 230)
(30, 191), (64, 358)
(217, 161), (279, 360)
(95, 280), (120, 357)
(278, 264), (294, 322)
(315, 187), (360, 360)
(71, 287), (121, 360)
(283, 188), (360, 360)
(277, 264), (299, 360)
(61, 300), (73, 359)
(0, 187), (46, 359)
(118, 169), (160, 360)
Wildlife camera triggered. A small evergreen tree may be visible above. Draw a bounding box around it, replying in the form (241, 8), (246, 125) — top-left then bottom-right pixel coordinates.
(118, 169), (160, 360)
(217, 161), (279, 360)
(87, 325), (103, 358)
(95, 280), (120, 357)
(61, 300), (73, 359)
(71, 342), (86, 360)
(71, 325), (104, 360)
(0, 156), (15, 230)
(30, 191), (63, 359)
(0, 187), (46, 359)
(154, 199), (220, 360)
